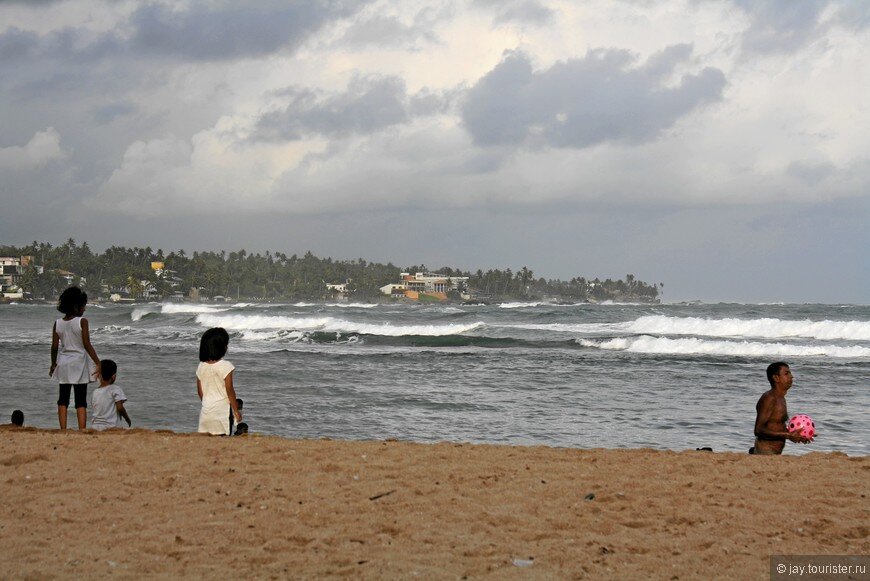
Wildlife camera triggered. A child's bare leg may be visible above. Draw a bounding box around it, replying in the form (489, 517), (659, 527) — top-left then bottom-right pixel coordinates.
(76, 407), (87, 430)
(58, 405), (68, 430)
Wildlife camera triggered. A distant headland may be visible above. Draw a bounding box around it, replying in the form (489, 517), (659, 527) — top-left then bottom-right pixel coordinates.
(0, 240), (661, 304)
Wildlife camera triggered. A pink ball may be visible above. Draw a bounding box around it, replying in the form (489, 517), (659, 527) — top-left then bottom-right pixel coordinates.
(788, 414), (815, 439)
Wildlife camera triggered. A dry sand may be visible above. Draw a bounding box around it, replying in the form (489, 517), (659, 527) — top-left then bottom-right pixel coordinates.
(0, 427), (867, 579)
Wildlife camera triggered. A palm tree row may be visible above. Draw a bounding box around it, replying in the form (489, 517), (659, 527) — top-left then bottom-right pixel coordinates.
(1, 240), (660, 302)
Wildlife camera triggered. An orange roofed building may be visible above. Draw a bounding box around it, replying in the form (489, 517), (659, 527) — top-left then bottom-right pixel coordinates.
(380, 272), (469, 301)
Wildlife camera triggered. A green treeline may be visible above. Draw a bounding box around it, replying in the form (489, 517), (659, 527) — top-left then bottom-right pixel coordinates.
(1, 239), (661, 303)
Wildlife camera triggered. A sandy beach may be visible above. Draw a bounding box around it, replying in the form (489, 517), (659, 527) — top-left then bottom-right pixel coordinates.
(0, 427), (866, 579)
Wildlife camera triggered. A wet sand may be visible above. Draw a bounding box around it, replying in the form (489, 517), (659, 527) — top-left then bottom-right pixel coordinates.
(1, 428), (867, 579)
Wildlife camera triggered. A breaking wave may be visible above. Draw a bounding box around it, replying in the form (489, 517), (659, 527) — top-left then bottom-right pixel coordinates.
(161, 303), (230, 314)
(499, 301), (587, 309)
(578, 336), (870, 358)
(130, 308), (158, 322)
(196, 313), (484, 337)
(623, 316), (870, 341)
(500, 301), (547, 309)
(497, 316), (870, 342)
(494, 322), (613, 334)
(131, 303), (230, 321)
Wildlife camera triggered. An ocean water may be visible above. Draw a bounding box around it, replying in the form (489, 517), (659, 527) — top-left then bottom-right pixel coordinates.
(1, 301), (867, 455)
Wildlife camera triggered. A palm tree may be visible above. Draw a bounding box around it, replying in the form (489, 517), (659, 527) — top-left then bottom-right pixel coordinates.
(519, 266), (533, 296)
(127, 275), (144, 299)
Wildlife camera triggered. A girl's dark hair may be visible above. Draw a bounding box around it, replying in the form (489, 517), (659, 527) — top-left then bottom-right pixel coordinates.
(57, 286), (87, 317)
(199, 327), (230, 362)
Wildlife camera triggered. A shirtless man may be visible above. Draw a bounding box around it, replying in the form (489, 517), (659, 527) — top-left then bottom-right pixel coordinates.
(751, 362), (813, 455)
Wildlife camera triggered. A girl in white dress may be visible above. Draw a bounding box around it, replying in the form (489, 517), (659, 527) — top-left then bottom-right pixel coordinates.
(49, 286), (101, 430)
(196, 327), (242, 435)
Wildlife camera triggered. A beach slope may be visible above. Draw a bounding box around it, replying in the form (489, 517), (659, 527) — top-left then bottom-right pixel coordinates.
(1, 429), (866, 578)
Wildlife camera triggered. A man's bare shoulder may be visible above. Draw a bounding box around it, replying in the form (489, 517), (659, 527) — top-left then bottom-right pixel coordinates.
(756, 389), (776, 405)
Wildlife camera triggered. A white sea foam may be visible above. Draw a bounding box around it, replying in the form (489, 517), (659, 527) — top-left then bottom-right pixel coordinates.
(131, 303), (230, 321)
(239, 329), (368, 345)
(161, 303), (229, 314)
(287, 301), (378, 308)
(625, 316), (870, 341)
(497, 316), (870, 342)
(431, 306), (465, 314)
(498, 301), (589, 309)
(196, 313), (484, 336)
(239, 329), (307, 342)
(101, 325), (136, 333)
(197, 314), (335, 331)
(322, 321), (483, 336)
(493, 322), (615, 334)
(578, 336), (870, 358)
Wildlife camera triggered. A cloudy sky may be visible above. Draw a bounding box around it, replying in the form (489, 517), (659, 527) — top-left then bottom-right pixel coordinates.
(1, 0), (867, 302)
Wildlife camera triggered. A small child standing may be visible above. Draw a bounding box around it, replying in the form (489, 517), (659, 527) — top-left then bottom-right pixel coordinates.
(197, 328), (241, 435)
(90, 359), (131, 430)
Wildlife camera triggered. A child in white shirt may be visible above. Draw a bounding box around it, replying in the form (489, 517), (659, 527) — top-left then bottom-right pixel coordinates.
(90, 359), (131, 430)
(196, 328), (241, 435)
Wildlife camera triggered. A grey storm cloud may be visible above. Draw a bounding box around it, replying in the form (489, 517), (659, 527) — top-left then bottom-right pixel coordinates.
(256, 76), (449, 141)
(0, 1), (370, 64)
(736, 0), (870, 54)
(0, 26), (122, 64)
(461, 45), (726, 149)
(786, 160), (835, 185)
(338, 8), (444, 48)
(835, 2), (870, 31)
(92, 102), (137, 125)
(736, 0), (829, 54)
(129, 1), (365, 61)
(473, 0), (554, 25)
(0, 28), (39, 61)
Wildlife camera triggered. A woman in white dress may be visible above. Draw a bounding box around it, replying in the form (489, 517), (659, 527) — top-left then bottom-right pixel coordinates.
(49, 286), (101, 430)
(196, 327), (242, 435)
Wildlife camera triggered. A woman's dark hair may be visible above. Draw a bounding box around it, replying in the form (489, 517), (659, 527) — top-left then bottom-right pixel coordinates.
(57, 286), (87, 317)
(199, 327), (230, 362)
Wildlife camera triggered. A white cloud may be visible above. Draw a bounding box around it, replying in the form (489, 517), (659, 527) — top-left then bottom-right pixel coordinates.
(0, 127), (68, 170)
(87, 115), (330, 217)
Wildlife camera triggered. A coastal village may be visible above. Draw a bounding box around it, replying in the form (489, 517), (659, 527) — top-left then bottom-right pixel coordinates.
(3, 254), (467, 302)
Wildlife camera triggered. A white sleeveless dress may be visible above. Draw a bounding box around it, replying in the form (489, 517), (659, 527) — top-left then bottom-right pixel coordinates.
(54, 317), (96, 384)
(197, 359), (235, 435)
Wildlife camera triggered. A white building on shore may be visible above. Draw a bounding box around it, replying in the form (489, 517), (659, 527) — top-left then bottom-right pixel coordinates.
(380, 272), (469, 300)
(0, 256), (40, 299)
